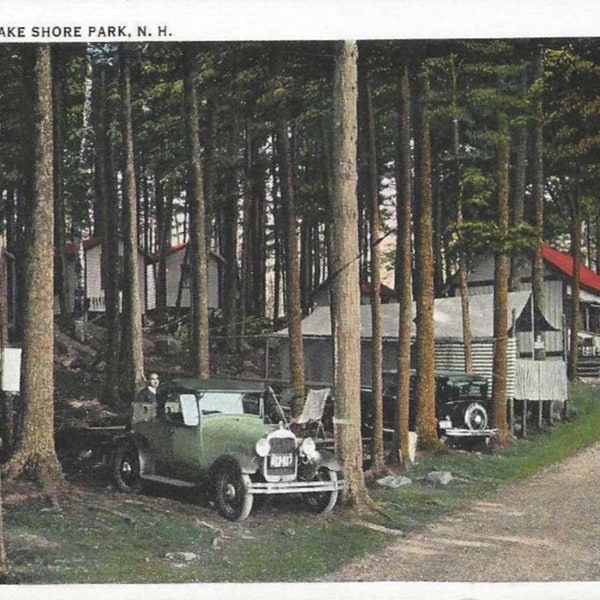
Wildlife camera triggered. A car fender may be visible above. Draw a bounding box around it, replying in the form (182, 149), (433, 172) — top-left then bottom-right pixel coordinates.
(300, 448), (343, 480)
(118, 432), (155, 477)
(209, 453), (260, 478)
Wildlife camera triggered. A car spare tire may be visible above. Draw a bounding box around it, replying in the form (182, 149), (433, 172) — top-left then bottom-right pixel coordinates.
(463, 402), (488, 431)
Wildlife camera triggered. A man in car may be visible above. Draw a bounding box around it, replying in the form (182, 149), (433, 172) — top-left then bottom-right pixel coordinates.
(137, 373), (160, 403)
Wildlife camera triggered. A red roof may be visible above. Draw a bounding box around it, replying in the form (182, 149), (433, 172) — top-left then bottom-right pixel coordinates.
(149, 242), (188, 262)
(149, 243), (225, 264)
(542, 244), (600, 293)
(64, 236), (153, 261)
(65, 237), (103, 256)
(359, 281), (396, 299)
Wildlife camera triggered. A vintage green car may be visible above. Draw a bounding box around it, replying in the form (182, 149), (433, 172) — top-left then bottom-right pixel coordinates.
(112, 378), (344, 521)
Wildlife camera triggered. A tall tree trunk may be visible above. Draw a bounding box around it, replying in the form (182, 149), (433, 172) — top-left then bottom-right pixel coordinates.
(276, 103), (305, 415)
(241, 126), (252, 320)
(596, 214), (600, 275)
(118, 44), (145, 400)
(80, 50), (96, 230)
(331, 40), (369, 509)
(531, 47), (546, 350)
(394, 56), (413, 467)
(183, 43), (210, 379)
(5, 45), (62, 492)
(300, 217), (312, 314)
(52, 45), (72, 332)
(221, 122), (240, 351)
(0, 458), (5, 580)
(251, 138), (267, 319)
(204, 95), (217, 248)
(491, 115), (511, 440)
(362, 74), (385, 470)
(451, 54), (473, 373)
(0, 241), (11, 461)
(0, 240), (7, 580)
(240, 126), (252, 331)
(14, 47), (36, 341)
(413, 63), (439, 450)
(271, 140), (283, 325)
(432, 168), (444, 296)
(509, 123), (528, 291)
(241, 127), (267, 319)
(154, 177), (170, 310)
(92, 61), (122, 405)
(568, 186), (582, 382)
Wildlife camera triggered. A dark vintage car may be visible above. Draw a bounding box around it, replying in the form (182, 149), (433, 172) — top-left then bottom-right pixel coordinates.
(112, 378), (344, 521)
(359, 370), (495, 443)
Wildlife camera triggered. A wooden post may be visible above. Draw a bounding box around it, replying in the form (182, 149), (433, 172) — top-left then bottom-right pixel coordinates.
(546, 400), (553, 425)
(522, 399), (528, 437)
(509, 397), (514, 434)
(264, 338), (270, 380)
(538, 401), (543, 428)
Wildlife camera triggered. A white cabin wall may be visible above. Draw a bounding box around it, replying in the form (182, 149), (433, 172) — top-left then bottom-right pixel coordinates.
(165, 249), (188, 308)
(163, 248), (220, 310)
(86, 241), (147, 315)
(463, 252), (566, 357)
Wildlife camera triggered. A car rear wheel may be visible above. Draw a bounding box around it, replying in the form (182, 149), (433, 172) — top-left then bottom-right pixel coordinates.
(464, 402), (488, 431)
(113, 444), (143, 494)
(302, 468), (339, 514)
(215, 466), (253, 522)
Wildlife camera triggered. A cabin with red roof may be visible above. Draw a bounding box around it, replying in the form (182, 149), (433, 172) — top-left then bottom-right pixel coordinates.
(445, 244), (600, 361)
(56, 237), (155, 316)
(149, 243), (224, 311)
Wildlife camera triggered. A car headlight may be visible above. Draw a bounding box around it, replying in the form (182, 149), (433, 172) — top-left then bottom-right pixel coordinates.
(300, 437), (316, 456)
(255, 437), (270, 457)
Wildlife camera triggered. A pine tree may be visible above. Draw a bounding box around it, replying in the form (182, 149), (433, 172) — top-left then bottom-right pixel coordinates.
(331, 40), (369, 508)
(5, 44), (62, 493)
(183, 43), (210, 379)
(118, 44), (145, 400)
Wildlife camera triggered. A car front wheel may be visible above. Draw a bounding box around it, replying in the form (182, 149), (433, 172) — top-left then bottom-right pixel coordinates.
(302, 468), (339, 514)
(463, 402), (489, 431)
(214, 466), (253, 522)
(113, 444), (143, 494)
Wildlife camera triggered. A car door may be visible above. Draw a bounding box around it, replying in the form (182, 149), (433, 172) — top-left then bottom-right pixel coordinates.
(141, 389), (179, 475)
(169, 393), (202, 481)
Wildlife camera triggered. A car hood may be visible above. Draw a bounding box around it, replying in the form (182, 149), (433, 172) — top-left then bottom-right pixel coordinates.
(200, 414), (279, 465)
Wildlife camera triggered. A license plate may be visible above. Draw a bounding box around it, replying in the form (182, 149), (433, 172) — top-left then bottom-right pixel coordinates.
(269, 454), (293, 468)
(438, 419), (452, 430)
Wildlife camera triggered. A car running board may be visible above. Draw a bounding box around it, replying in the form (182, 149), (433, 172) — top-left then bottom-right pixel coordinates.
(142, 474), (196, 488)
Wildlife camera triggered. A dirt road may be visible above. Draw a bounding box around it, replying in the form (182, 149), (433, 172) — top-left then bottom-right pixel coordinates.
(324, 442), (600, 582)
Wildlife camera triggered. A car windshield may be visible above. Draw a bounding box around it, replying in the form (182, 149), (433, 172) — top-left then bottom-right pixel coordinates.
(446, 379), (488, 400)
(197, 391), (261, 416)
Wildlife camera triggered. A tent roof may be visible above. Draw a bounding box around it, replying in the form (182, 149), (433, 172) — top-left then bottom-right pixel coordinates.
(273, 291), (558, 341)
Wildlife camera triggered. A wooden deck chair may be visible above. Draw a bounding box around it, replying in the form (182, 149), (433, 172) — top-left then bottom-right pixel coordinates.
(295, 388), (331, 440)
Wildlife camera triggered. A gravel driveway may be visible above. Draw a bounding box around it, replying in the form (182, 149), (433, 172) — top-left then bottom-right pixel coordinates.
(323, 442), (600, 582)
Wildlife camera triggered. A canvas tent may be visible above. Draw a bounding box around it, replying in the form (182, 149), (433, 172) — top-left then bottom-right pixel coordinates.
(276, 290), (549, 341)
(271, 291), (565, 401)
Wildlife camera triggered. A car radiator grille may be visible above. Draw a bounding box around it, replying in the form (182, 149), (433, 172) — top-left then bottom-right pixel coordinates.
(266, 437), (296, 476)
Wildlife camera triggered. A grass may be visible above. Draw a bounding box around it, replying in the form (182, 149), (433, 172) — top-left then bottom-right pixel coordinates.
(3, 381), (600, 584)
